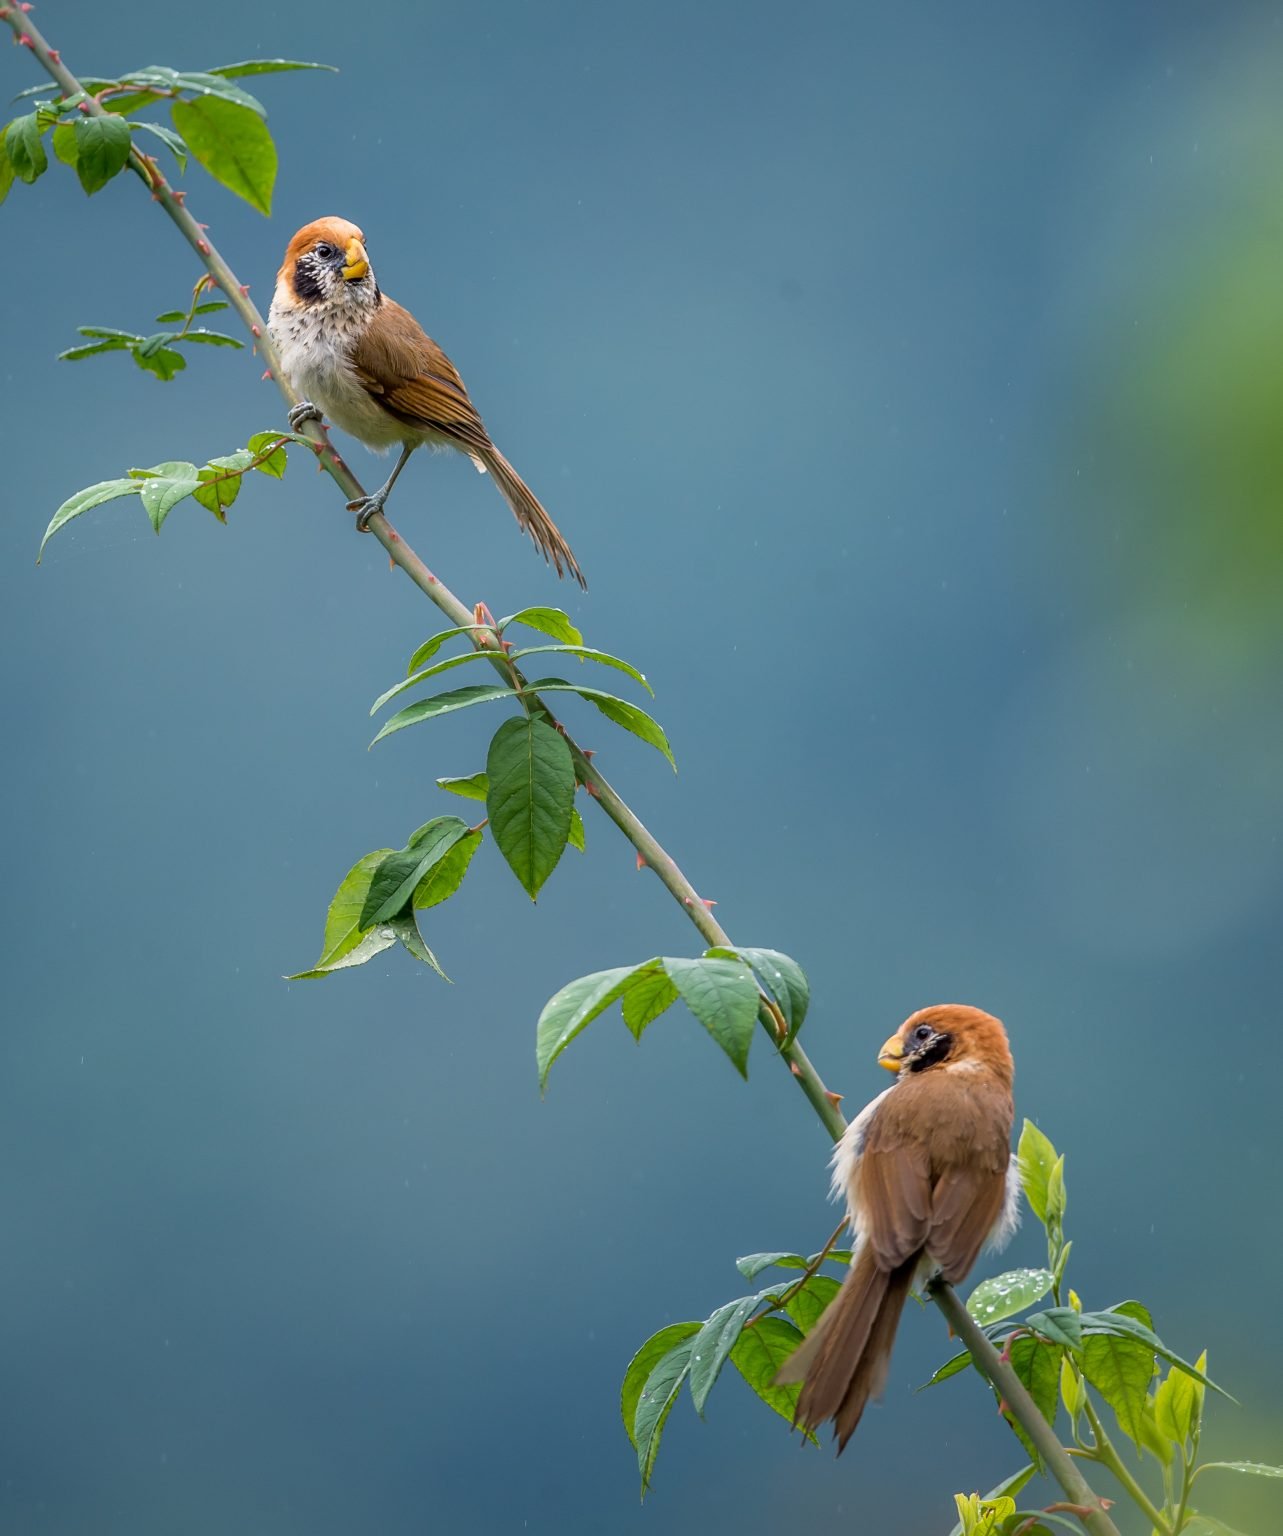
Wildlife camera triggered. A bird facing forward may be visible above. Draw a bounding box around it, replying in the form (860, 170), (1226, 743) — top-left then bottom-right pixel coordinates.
(267, 217), (585, 587)
(777, 1004), (1018, 1451)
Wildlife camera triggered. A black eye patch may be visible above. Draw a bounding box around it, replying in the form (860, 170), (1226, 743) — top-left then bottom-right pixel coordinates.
(292, 254), (328, 302)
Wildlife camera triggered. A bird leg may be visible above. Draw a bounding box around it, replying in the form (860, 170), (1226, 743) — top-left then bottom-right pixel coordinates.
(287, 399), (324, 430)
(347, 444), (415, 530)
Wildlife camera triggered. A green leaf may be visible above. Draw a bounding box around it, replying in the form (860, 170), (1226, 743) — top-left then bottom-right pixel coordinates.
(134, 463), (201, 532)
(371, 649), (495, 714)
(728, 947), (809, 1042)
(1008, 1335), (1061, 1426)
(51, 122), (78, 166)
(206, 58), (339, 79)
(1045, 1154), (1067, 1225)
(735, 1252), (808, 1282)
(486, 716), (575, 899)
(58, 340), (132, 360)
(781, 1274), (840, 1336)
(619, 960), (678, 1037)
(635, 1337), (695, 1495)
(37, 479), (141, 562)
(245, 431), (289, 478)
(567, 806), (586, 852)
(688, 1296), (762, 1415)
(436, 773), (489, 802)
(125, 67), (267, 116)
(966, 1269), (1055, 1327)
(386, 911), (449, 981)
(1197, 1461), (1283, 1478)
(509, 644), (652, 694)
(5, 113), (47, 183)
(536, 965), (642, 1089)
(1023, 1309), (1083, 1351)
(621, 1323), (700, 1451)
(921, 1349), (973, 1388)
(946, 1467), (1037, 1536)
(75, 326), (144, 342)
(662, 955), (759, 1076)
(497, 606), (583, 645)
(406, 625), (493, 674)
(526, 680), (676, 768)
(71, 114), (133, 193)
(192, 453), (250, 516)
(0, 126), (15, 205)
(181, 327), (243, 347)
(131, 119), (188, 170)
(134, 345), (187, 381)
(286, 848), (393, 977)
(1074, 1312), (1231, 1400)
(286, 924), (396, 978)
(1081, 1332), (1156, 1452)
(371, 685), (517, 745)
(1060, 1356), (1086, 1419)
(358, 817), (470, 928)
(1017, 1120), (1058, 1226)
(413, 827), (481, 910)
(171, 94), (276, 213)
(729, 1315), (814, 1434)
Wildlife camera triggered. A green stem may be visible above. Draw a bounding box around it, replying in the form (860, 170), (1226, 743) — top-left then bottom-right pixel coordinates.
(930, 1282), (1122, 1536)
(3, 8), (1120, 1524)
(1080, 1396), (1172, 1536)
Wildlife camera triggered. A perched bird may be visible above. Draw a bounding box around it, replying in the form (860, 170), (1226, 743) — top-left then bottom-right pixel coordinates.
(777, 1004), (1018, 1451)
(268, 217), (585, 587)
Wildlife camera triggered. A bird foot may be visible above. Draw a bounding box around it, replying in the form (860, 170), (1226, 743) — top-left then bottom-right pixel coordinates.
(346, 493), (387, 531)
(287, 400), (324, 430)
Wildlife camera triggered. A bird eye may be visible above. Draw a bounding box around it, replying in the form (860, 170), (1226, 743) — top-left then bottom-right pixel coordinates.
(314, 242), (335, 260)
(912, 1024), (933, 1044)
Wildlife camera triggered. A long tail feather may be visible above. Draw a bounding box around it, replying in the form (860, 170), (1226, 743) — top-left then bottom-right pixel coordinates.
(480, 446), (586, 589)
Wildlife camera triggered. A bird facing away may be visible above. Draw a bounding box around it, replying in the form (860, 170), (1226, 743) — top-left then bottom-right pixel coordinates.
(776, 1004), (1018, 1452)
(267, 217), (586, 588)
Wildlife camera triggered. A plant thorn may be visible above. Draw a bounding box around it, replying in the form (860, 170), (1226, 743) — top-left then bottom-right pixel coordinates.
(581, 748), (596, 759)
(250, 324), (261, 337)
(261, 369), (273, 380)
(702, 898), (717, 908)
(17, 33), (33, 46)
(636, 852), (647, 870)
(789, 1062), (803, 1077)
(48, 48), (60, 63)
(584, 780), (599, 798)
(824, 1089), (843, 1108)
(239, 284), (250, 295)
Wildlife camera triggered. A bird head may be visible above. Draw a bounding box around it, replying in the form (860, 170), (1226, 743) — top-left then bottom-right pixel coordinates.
(877, 1004), (1013, 1087)
(276, 217), (377, 309)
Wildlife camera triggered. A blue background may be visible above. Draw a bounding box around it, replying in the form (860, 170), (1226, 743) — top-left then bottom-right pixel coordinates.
(3, 2), (1281, 1531)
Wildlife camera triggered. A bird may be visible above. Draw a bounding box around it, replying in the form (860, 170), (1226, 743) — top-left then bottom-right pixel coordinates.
(267, 216), (586, 587)
(776, 1004), (1019, 1452)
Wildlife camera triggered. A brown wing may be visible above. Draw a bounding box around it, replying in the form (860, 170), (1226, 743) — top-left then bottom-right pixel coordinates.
(351, 299), (494, 455)
(856, 1109), (933, 1271)
(926, 1077), (1013, 1283)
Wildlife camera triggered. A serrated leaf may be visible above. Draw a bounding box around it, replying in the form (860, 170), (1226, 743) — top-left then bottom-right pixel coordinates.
(730, 947), (809, 1041)
(0, 126), (15, 205)
(58, 340), (132, 360)
(406, 625), (493, 674)
(621, 1323), (700, 1452)
(526, 680), (675, 768)
(536, 965), (642, 1088)
(436, 772), (488, 802)
(729, 1316), (814, 1435)
(662, 955), (759, 1076)
(71, 114), (132, 193)
(497, 606), (583, 645)
(245, 431), (289, 478)
(1008, 1335), (1060, 1426)
(1017, 1120), (1058, 1226)
(1023, 1308), (1083, 1350)
(191, 455), (245, 516)
(1075, 1312), (1230, 1399)
(413, 827), (481, 910)
(386, 911), (449, 980)
(134, 345), (187, 381)
(172, 94), (275, 213)
(37, 479), (142, 561)
(182, 327), (242, 347)
(688, 1296), (762, 1415)
(921, 1349), (973, 1389)
(1081, 1332), (1156, 1452)
(51, 122), (78, 166)
(75, 326), (144, 342)
(735, 1252), (807, 1282)
(568, 806), (586, 852)
(509, 644), (652, 694)
(287, 848), (392, 976)
(635, 1338), (695, 1495)
(1154, 1352), (1200, 1447)
(966, 1268), (1055, 1327)
(131, 119), (188, 170)
(126, 67), (266, 116)
(138, 471), (201, 532)
(5, 113), (46, 183)
(285, 924), (397, 978)
(358, 818), (470, 928)
(781, 1274), (840, 1335)
(371, 649), (495, 714)
(486, 716), (575, 899)
(206, 58), (338, 79)
(371, 685), (517, 745)
(619, 961), (678, 1037)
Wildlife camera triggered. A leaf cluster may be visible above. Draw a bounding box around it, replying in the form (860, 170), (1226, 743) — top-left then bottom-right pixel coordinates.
(60, 297), (240, 381)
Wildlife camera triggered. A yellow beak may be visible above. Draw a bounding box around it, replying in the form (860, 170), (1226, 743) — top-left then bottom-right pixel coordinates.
(342, 237), (369, 282)
(877, 1032), (906, 1073)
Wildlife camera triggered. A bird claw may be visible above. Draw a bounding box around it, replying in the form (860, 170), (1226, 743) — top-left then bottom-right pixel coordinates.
(287, 400), (324, 431)
(346, 494), (385, 530)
